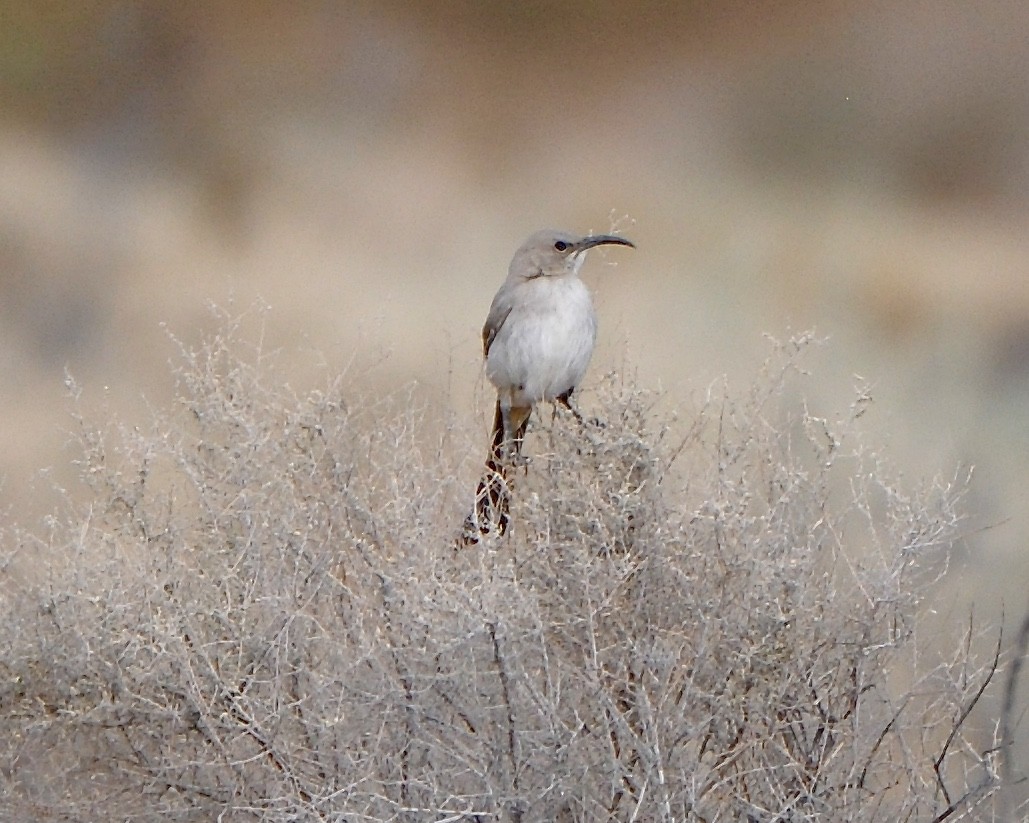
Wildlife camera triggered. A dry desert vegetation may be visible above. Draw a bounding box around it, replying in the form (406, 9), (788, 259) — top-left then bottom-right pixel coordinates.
(0, 314), (1018, 821)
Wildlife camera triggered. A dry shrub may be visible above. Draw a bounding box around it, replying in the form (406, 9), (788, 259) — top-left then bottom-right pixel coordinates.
(0, 317), (1011, 821)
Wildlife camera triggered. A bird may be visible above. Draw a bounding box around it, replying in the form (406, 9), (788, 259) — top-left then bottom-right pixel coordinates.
(462, 229), (635, 542)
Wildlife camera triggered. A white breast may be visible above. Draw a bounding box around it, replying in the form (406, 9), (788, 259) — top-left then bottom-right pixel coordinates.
(486, 276), (598, 409)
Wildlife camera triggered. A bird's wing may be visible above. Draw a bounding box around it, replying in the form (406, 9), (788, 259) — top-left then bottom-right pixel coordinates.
(482, 299), (513, 358)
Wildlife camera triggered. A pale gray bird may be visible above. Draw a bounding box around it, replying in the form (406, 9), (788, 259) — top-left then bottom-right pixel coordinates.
(464, 229), (635, 541)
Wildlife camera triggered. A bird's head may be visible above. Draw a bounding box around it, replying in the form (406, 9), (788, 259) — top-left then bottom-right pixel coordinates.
(510, 229), (635, 280)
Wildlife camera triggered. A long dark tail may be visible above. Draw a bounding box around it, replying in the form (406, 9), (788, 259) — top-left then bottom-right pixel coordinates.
(481, 399), (512, 532)
(460, 400), (529, 544)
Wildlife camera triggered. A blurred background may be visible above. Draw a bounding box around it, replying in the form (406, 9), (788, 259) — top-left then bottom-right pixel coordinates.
(1, 0), (1027, 793)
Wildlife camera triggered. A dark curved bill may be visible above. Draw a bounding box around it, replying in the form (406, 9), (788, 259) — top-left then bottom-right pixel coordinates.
(578, 234), (636, 251)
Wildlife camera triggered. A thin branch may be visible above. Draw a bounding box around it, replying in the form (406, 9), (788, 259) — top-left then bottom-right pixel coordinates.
(1001, 609), (1029, 786)
(930, 625), (1003, 822)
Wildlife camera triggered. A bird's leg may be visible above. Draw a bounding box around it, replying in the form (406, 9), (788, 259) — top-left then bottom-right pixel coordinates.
(554, 389), (609, 459)
(557, 389), (606, 430)
(555, 390), (586, 426)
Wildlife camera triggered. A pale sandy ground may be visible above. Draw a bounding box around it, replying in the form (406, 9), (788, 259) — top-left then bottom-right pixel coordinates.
(1, 0), (1027, 804)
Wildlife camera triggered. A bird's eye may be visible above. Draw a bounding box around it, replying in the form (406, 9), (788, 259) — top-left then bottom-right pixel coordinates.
(554, 240), (568, 252)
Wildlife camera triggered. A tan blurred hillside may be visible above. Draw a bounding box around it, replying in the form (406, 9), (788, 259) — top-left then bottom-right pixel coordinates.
(1, 0), (1028, 799)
